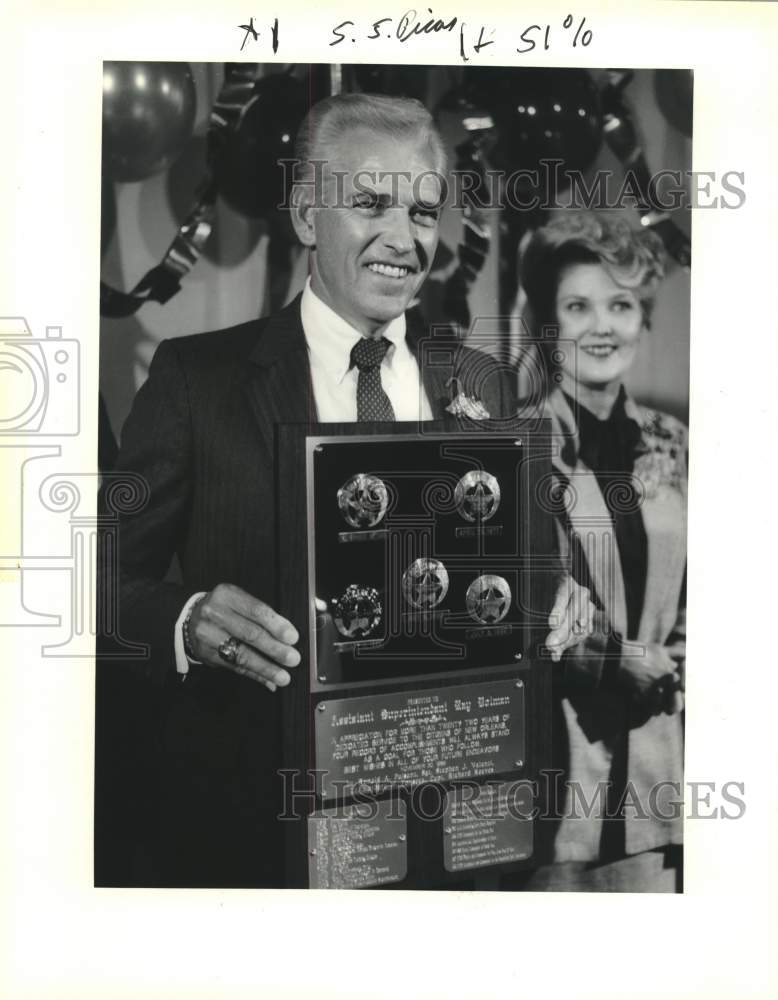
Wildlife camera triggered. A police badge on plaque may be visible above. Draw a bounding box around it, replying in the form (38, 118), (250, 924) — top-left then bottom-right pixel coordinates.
(401, 558), (449, 610)
(337, 473), (389, 531)
(453, 470), (503, 538)
(465, 574), (512, 625)
(454, 470), (501, 522)
(331, 584), (383, 640)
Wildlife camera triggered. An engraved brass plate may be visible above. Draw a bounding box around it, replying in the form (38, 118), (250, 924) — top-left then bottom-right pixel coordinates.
(308, 798), (407, 889)
(314, 678), (525, 798)
(443, 781), (533, 872)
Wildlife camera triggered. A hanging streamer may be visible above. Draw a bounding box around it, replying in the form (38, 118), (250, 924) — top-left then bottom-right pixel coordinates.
(442, 126), (493, 333)
(600, 70), (691, 269)
(100, 64), (260, 318)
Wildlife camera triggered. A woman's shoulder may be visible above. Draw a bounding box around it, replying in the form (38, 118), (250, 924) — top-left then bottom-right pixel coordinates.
(629, 400), (688, 496)
(629, 400), (688, 449)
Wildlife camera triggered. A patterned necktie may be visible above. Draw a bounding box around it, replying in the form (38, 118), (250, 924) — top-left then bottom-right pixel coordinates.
(350, 336), (396, 421)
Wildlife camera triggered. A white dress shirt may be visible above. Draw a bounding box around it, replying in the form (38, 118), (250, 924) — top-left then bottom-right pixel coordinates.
(175, 281), (432, 675)
(301, 278), (433, 422)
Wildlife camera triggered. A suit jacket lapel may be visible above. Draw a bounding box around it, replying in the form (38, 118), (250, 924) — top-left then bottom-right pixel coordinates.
(243, 294), (317, 466)
(405, 307), (455, 420)
(418, 353), (453, 419)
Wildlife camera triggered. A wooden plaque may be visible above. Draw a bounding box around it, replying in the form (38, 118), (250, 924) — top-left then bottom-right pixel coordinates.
(277, 420), (553, 889)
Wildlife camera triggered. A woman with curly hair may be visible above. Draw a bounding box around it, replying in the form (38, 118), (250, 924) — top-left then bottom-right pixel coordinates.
(515, 212), (687, 892)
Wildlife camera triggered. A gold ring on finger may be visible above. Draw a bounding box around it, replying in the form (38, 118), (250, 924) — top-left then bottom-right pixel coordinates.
(218, 635), (241, 665)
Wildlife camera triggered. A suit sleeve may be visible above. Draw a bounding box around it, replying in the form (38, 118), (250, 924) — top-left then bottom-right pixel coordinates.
(98, 339), (193, 684)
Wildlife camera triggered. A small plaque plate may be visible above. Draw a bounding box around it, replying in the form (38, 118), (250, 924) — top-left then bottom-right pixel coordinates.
(308, 798), (407, 889)
(443, 781), (533, 872)
(314, 678), (525, 797)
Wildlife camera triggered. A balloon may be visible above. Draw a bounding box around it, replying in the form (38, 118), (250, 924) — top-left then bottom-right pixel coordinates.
(654, 69), (693, 139)
(462, 67), (602, 198)
(163, 134), (262, 268)
(102, 62), (197, 182)
(216, 73), (308, 219)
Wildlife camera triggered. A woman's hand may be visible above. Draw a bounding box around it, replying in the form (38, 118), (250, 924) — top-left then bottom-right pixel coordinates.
(617, 642), (681, 713)
(666, 640), (686, 691)
(545, 576), (597, 662)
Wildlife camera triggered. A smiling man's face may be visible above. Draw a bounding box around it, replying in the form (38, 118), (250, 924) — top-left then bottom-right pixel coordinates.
(303, 127), (443, 336)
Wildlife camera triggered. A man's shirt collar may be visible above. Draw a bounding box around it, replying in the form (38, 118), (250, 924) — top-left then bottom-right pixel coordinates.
(301, 277), (407, 384)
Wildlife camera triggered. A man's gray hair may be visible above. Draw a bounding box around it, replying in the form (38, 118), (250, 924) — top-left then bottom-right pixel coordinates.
(293, 92), (447, 184)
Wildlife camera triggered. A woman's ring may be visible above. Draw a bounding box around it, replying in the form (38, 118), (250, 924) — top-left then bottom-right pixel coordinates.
(218, 636), (241, 664)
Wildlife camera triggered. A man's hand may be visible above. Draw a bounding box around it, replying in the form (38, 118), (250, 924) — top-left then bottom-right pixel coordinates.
(188, 583), (301, 691)
(545, 576), (596, 662)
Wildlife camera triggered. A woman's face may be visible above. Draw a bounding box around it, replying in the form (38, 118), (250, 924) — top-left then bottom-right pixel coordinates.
(554, 262), (644, 390)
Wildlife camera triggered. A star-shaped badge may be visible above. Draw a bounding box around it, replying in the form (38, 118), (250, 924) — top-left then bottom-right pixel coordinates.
(466, 574), (512, 625)
(477, 585), (507, 623)
(455, 471), (501, 523)
(402, 558), (450, 610)
(464, 481), (496, 519)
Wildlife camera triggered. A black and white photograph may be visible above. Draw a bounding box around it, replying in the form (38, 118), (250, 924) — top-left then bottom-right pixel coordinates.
(95, 62), (692, 892)
(2, 2), (777, 997)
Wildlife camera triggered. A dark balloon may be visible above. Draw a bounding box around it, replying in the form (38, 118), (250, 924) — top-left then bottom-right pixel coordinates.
(654, 69), (693, 139)
(102, 62), (197, 183)
(164, 133), (265, 268)
(462, 67), (602, 197)
(216, 73), (308, 219)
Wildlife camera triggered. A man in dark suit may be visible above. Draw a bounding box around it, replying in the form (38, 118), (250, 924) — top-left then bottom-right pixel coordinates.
(96, 92), (593, 887)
